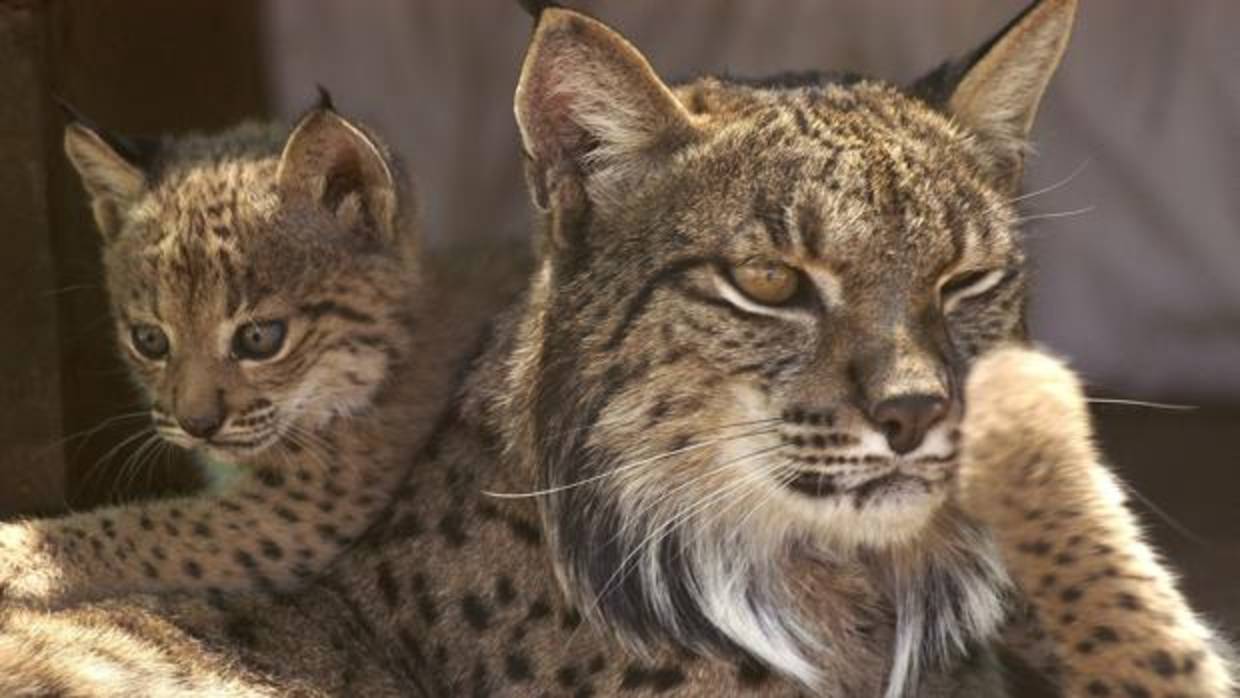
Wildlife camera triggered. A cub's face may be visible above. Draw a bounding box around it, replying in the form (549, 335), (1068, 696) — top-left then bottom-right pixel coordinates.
(511, 2), (1073, 672)
(66, 112), (412, 464)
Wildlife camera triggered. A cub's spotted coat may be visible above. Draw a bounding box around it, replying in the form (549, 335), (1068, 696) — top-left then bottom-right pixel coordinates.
(0, 102), (455, 606)
(0, 2), (1233, 697)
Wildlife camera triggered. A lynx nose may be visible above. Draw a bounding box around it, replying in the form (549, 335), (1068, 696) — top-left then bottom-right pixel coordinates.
(870, 394), (947, 455)
(177, 412), (223, 439)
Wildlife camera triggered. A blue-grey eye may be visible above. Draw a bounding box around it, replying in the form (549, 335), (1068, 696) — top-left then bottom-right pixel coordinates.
(131, 324), (170, 360)
(232, 320), (287, 361)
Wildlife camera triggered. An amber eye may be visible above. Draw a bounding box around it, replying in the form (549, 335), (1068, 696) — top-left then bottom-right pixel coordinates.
(730, 260), (800, 305)
(130, 324), (170, 360)
(232, 320), (287, 361)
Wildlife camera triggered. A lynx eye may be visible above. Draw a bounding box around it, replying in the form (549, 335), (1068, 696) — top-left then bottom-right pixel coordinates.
(131, 324), (170, 360)
(730, 260), (800, 305)
(940, 269), (1006, 307)
(232, 320), (287, 361)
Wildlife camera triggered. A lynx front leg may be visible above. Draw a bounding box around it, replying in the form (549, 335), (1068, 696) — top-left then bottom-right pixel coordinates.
(0, 431), (404, 607)
(956, 348), (1235, 697)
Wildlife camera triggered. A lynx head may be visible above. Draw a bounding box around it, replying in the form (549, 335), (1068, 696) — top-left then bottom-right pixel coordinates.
(509, 0), (1075, 688)
(64, 99), (417, 464)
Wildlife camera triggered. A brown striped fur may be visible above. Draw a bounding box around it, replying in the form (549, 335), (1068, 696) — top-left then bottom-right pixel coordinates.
(0, 2), (1232, 697)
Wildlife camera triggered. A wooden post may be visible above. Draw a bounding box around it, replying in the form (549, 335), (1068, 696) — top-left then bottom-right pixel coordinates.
(0, 1), (64, 518)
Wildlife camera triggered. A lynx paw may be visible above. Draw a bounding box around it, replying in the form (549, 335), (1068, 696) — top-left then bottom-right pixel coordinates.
(0, 524), (65, 604)
(956, 346), (1095, 524)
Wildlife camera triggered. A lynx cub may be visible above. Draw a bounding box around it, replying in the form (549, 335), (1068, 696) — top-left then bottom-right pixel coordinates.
(0, 98), (448, 605)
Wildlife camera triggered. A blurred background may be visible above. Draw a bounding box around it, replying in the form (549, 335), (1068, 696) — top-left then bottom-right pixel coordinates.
(1, 0), (1236, 645)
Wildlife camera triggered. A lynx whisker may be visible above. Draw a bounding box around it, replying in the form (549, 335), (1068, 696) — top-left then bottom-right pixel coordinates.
(1005, 158), (1090, 205)
(1012, 205), (1095, 225)
(594, 448), (787, 612)
(482, 427), (778, 499)
(1085, 397), (1198, 411)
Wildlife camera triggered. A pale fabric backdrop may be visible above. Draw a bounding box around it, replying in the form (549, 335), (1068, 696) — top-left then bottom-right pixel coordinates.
(259, 1), (1240, 401)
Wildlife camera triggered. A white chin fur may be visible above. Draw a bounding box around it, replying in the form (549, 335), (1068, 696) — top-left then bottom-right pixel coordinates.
(789, 485), (947, 549)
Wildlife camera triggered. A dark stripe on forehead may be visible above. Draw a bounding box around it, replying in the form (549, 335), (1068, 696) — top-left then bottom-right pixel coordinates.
(299, 300), (376, 325)
(797, 201), (825, 260)
(601, 256), (716, 351)
(752, 191), (791, 252)
(218, 249), (243, 316)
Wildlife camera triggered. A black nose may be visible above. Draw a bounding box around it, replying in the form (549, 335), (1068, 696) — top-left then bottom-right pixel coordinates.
(870, 394), (948, 455)
(177, 413), (223, 439)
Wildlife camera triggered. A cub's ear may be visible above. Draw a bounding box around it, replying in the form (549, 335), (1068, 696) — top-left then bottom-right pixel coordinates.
(276, 107), (400, 243)
(514, 7), (697, 220)
(63, 119), (152, 241)
(919, 0), (1077, 190)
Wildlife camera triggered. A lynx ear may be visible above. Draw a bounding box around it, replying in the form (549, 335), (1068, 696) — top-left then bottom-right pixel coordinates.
(64, 122), (150, 241)
(514, 7), (696, 218)
(933, 0), (1077, 189)
(276, 107), (399, 243)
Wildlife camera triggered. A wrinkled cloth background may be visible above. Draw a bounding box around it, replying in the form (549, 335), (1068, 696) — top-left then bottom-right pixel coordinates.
(262, 0), (1240, 402)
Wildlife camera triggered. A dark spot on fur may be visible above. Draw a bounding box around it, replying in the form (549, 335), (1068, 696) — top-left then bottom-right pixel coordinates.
(256, 467), (285, 488)
(235, 549), (257, 569)
(462, 593), (492, 631)
(1147, 650), (1176, 677)
(505, 652), (534, 682)
(1120, 684), (1151, 698)
(736, 659), (771, 687)
(193, 521), (212, 538)
(183, 559), (202, 578)
(1093, 626), (1119, 643)
(495, 576), (517, 606)
(620, 665), (687, 692)
(375, 561), (401, 608)
(1087, 680), (1111, 695)
(438, 511), (467, 547)
(225, 614), (258, 647)
(1018, 540), (1052, 556)
(275, 506), (299, 523)
(259, 539), (283, 561)
(556, 665), (579, 688)
(1061, 587), (1083, 603)
(528, 598), (552, 621)
(506, 516), (541, 545)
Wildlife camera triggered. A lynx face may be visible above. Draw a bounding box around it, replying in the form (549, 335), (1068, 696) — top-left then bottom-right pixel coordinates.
(66, 109), (414, 464)
(511, 1), (1073, 685)
(586, 78), (1029, 547)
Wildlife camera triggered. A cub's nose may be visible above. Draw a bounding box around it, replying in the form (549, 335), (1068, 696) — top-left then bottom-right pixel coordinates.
(177, 413), (223, 439)
(869, 394), (947, 455)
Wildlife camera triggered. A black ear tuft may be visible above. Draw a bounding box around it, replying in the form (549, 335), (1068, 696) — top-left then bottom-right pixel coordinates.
(517, 0), (559, 20)
(912, 0), (1077, 191)
(315, 85), (336, 112)
(54, 95), (159, 171)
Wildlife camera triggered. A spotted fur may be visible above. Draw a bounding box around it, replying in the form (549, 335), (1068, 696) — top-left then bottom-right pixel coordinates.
(0, 104), (450, 606)
(958, 348), (1238, 697)
(3, 2), (1230, 697)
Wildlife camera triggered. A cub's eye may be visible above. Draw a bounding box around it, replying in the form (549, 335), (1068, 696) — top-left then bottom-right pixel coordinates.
(131, 324), (170, 360)
(730, 260), (800, 305)
(940, 269), (1005, 305)
(232, 320), (287, 361)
